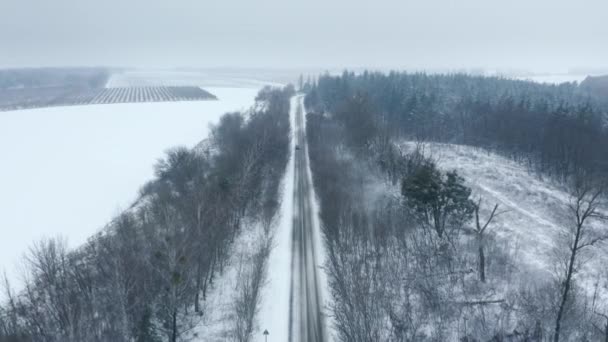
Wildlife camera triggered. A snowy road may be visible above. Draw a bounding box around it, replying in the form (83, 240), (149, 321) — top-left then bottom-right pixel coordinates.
(289, 95), (327, 342)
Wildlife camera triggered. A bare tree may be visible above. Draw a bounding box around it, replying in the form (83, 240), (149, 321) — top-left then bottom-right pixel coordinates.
(1, 273), (22, 341)
(591, 302), (608, 342)
(553, 181), (607, 342)
(142, 194), (198, 342)
(471, 198), (507, 283)
(232, 236), (271, 342)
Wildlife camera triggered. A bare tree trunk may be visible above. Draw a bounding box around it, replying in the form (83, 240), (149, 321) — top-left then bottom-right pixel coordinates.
(473, 200), (502, 283)
(554, 183), (606, 342)
(553, 225), (581, 342)
(478, 238), (485, 283)
(194, 261), (201, 313)
(171, 309), (177, 342)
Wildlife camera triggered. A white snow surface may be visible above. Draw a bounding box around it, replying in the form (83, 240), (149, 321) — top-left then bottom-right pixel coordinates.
(106, 70), (285, 89)
(253, 96), (299, 342)
(402, 142), (608, 301)
(186, 219), (269, 342)
(0, 87), (259, 285)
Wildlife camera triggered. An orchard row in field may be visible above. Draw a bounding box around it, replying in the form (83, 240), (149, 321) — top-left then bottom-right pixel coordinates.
(0, 86), (217, 111)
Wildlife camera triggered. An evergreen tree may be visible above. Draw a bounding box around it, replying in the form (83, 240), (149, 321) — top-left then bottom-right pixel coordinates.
(401, 162), (475, 237)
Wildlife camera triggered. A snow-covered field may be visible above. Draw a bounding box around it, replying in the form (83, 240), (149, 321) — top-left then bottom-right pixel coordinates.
(106, 70), (286, 89)
(0, 87), (259, 284)
(402, 142), (608, 300)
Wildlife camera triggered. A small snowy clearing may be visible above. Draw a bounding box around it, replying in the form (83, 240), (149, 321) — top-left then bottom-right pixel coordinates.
(402, 142), (608, 301)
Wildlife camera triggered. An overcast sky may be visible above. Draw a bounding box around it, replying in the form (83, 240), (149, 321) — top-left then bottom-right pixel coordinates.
(1, 0), (607, 72)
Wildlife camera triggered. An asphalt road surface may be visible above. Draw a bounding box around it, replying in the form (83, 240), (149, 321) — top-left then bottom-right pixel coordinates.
(289, 95), (326, 342)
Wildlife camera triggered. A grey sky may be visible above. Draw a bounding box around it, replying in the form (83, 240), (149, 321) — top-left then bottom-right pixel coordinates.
(1, 0), (607, 72)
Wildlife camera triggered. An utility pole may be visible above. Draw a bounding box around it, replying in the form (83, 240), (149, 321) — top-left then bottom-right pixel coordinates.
(263, 329), (269, 342)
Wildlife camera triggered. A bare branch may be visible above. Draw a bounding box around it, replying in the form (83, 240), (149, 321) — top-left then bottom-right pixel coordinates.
(577, 235), (608, 250)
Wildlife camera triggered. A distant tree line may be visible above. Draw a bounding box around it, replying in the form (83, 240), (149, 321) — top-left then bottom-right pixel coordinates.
(305, 77), (608, 341)
(0, 85), (294, 342)
(0, 68), (112, 111)
(0, 68), (110, 90)
(580, 75), (608, 103)
(305, 71), (608, 183)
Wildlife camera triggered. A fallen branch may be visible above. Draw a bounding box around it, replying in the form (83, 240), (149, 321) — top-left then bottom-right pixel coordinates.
(454, 299), (505, 306)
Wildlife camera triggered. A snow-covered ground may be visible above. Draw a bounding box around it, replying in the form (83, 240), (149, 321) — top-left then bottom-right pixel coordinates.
(185, 218), (270, 342)
(402, 142), (608, 301)
(0, 87), (259, 285)
(106, 70), (286, 89)
(255, 96), (298, 342)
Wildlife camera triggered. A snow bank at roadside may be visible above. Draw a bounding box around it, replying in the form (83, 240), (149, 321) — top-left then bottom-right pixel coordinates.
(254, 95), (297, 342)
(300, 95), (334, 341)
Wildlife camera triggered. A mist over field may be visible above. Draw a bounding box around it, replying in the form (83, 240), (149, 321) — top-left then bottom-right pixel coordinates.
(1, 1), (608, 342)
(1, 0), (607, 72)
